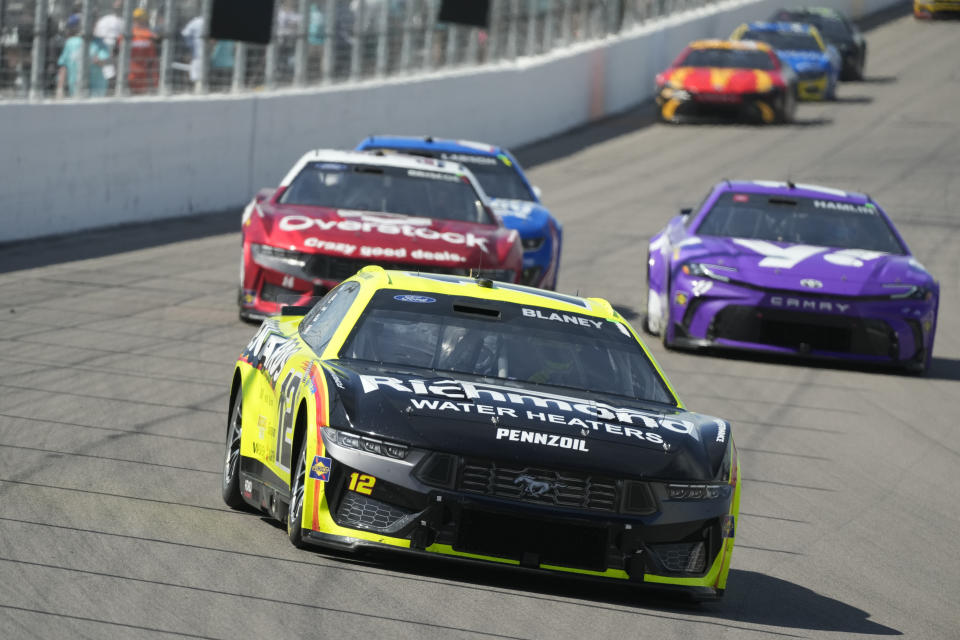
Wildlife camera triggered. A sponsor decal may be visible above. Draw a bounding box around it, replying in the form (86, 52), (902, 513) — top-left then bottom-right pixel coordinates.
(242, 324), (299, 385)
(813, 200), (877, 214)
(496, 428), (589, 452)
(490, 199), (537, 219)
(722, 514), (735, 538)
(690, 280), (713, 296)
(394, 295), (436, 303)
(303, 238), (357, 255)
(279, 215), (489, 252)
(800, 278), (823, 288)
(733, 194), (749, 203)
(735, 240), (885, 270)
(521, 307), (603, 329)
(359, 375), (693, 445)
(515, 474), (565, 496)
(675, 292), (688, 306)
(440, 152), (497, 166)
(407, 168), (461, 182)
(309, 455), (332, 481)
(822, 249), (886, 268)
(769, 296), (850, 313)
(242, 479), (253, 498)
(281, 275), (296, 289)
(715, 420), (727, 443)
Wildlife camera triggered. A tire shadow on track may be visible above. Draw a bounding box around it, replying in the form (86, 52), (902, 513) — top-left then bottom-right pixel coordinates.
(306, 547), (900, 635)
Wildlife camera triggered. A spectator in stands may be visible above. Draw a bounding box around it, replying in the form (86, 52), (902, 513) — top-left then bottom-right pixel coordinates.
(56, 14), (111, 98)
(93, 0), (123, 84)
(181, 14), (204, 86)
(210, 39), (235, 90)
(127, 8), (158, 93)
(277, 0), (302, 81)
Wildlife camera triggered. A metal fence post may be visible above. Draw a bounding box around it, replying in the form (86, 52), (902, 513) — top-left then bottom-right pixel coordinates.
(398, 0), (415, 73)
(486, 0), (501, 63)
(559, 0), (571, 45)
(349, 0), (364, 80)
(28, 0), (46, 99)
(115, 0), (133, 96)
(159, 0), (176, 94)
(464, 26), (478, 66)
(294, 0), (308, 85)
(422, 0), (437, 72)
(197, 0), (211, 93)
(542, 0), (554, 53)
(505, 0), (518, 61)
(525, 0), (536, 56)
(374, 0), (389, 76)
(444, 23), (456, 68)
(232, 42), (246, 91)
(78, 0), (93, 98)
(321, 0), (335, 83)
(263, 0), (277, 89)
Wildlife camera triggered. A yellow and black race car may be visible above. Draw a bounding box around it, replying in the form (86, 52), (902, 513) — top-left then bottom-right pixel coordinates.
(223, 267), (741, 599)
(915, 0), (960, 18)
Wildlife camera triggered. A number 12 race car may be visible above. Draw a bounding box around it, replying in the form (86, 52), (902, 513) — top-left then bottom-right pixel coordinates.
(224, 267), (741, 599)
(645, 180), (939, 372)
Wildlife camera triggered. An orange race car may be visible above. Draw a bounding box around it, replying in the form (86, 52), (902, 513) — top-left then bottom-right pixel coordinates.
(655, 40), (798, 124)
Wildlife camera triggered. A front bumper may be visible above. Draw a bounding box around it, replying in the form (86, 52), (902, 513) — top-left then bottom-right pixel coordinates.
(665, 275), (937, 366)
(657, 88), (781, 124)
(797, 74), (829, 101)
(301, 438), (740, 595)
(518, 227), (561, 289)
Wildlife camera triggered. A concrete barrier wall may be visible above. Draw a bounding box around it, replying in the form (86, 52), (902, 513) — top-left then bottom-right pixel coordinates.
(0, 0), (902, 244)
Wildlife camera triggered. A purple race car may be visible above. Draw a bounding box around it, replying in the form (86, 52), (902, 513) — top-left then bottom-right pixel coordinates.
(645, 180), (939, 372)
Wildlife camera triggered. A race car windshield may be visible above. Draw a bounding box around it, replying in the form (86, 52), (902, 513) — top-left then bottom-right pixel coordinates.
(340, 291), (676, 406)
(280, 162), (494, 224)
(777, 14), (850, 40)
(742, 30), (822, 52)
(695, 192), (906, 254)
(365, 147), (534, 201)
(680, 48), (776, 70)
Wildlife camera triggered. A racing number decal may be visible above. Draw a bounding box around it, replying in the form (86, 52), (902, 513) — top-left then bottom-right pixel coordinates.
(348, 473), (376, 495)
(276, 371), (303, 470)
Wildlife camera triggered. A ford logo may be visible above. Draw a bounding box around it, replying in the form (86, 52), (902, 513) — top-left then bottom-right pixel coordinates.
(393, 294), (436, 303)
(800, 279), (823, 289)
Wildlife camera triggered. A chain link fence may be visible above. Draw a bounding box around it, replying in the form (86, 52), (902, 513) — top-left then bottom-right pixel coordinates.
(0, 0), (718, 100)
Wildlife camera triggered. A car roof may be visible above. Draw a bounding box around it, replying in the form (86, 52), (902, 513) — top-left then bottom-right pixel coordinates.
(688, 39), (773, 52)
(345, 266), (619, 317)
(745, 21), (815, 33)
(359, 136), (503, 158)
(289, 148), (467, 174)
(715, 180), (870, 203)
(780, 7), (844, 18)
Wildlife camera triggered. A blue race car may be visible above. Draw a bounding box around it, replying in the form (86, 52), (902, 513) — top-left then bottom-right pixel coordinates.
(732, 21), (840, 101)
(356, 135), (562, 289)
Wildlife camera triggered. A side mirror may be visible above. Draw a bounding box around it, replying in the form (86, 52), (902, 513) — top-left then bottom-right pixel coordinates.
(679, 207), (692, 224)
(531, 185), (543, 201)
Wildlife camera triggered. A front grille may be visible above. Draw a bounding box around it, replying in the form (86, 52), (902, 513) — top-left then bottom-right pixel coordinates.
(711, 305), (894, 357)
(305, 255), (463, 281)
(458, 459), (618, 512)
(259, 281), (299, 302)
(649, 542), (706, 573)
(456, 508), (608, 571)
(336, 492), (415, 533)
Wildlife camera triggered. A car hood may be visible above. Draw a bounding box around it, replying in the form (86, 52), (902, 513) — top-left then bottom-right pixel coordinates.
(489, 199), (552, 235)
(663, 66), (781, 94)
(258, 204), (513, 267)
(679, 235), (931, 295)
(322, 361), (731, 481)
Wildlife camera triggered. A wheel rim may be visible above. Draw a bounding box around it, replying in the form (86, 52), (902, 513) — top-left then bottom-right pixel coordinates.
(290, 446), (306, 526)
(224, 400), (242, 488)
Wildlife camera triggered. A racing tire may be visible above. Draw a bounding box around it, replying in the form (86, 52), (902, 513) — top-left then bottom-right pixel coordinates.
(660, 283), (673, 350)
(222, 394), (247, 509)
(287, 435), (309, 549)
(776, 88), (796, 125)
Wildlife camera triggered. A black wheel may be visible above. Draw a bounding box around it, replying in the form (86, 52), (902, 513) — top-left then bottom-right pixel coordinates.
(660, 286), (672, 350)
(776, 88), (796, 124)
(287, 436), (308, 548)
(222, 393), (246, 509)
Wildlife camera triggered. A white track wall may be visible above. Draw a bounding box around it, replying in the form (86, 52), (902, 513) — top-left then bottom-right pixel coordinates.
(0, 0), (902, 244)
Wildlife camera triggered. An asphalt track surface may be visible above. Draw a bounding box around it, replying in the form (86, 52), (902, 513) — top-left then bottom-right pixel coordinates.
(2, 10), (959, 640)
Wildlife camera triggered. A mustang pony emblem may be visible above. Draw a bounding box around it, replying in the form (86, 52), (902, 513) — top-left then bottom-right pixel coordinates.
(514, 474), (565, 497)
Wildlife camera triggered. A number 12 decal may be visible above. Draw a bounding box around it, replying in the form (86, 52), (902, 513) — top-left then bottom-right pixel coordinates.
(348, 473), (376, 495)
